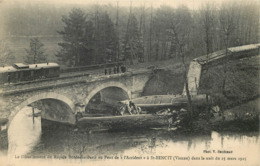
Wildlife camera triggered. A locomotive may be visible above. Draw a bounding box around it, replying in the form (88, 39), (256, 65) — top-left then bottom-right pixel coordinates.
(0, 63), (60, 84)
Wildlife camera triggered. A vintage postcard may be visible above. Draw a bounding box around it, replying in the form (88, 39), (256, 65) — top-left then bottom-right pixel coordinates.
(0, 0), (259, 165)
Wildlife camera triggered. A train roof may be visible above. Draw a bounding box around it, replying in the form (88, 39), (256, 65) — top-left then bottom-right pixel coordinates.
(0, 62), (59, 73)
(29, 63), (59, 69)
(194, 43), (260, 65)
(0, 66), (17, 73)
(228, 44), (259, 53)
(13, 63), (29, 69)
(193, 50), (226, 65)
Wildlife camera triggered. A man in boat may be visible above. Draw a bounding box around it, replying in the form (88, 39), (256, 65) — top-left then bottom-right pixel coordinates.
(7, 73), (10, 84)
(113, 66), (116, 74)
(117, 101), (141, 116)
(116, 101), (131, 116)
(120, 65), (126, 73)
(116, 66), (120, 73)
(129, 101), (141, 114)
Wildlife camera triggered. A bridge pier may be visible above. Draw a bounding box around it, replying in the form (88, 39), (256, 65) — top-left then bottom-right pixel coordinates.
(0, 118), (8, 131)
(131, 90), (143, 99)
(0, 118), (8, 154)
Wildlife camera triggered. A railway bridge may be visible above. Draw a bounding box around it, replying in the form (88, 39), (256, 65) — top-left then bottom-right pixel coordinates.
(0, 69), (152, 126)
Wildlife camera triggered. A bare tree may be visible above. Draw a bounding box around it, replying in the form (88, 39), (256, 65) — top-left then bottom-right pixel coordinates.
(169, 6), (193, 116)
(219, 3), (236, 56)
(139, 4), (145, 62)
(200, 2), (216, 105)
(116, 1), (120, 61)
(200, 2), (215, 63)
(219, 2), (236, 96)
(148, 5), (153, 62)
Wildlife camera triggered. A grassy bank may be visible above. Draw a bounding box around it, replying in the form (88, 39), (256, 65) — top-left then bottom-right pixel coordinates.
(199, 55), (260, 109)
(178, 98), (259, 134)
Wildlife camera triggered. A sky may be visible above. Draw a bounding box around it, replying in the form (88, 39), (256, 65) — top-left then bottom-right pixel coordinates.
(0, 0), (240, 9)
(0, 0), (258, 38)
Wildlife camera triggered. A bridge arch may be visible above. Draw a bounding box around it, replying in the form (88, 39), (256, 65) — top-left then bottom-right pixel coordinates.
(8, 92), (75, 126)
(85, 81), (131, 106)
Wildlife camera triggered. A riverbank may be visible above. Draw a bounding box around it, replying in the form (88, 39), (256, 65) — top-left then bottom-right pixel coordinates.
(210, 98), (259, 132)
(178, 98), (259, 135)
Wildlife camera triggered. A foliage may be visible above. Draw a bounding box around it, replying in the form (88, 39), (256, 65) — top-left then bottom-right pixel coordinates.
(56, 8), (88, 66)
(80, 20), (95, 65)
(24, 38), (47, 64)
(57, 8), (117, 66)
(93, 11), (117, 64)
(123, 14), (143, 64)
(152, 6), (174, 60)
(0, 40), (15, 66)
(169, 5), (193, 59)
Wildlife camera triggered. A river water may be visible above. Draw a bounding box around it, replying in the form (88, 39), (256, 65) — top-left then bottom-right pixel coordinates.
(2, 106), (260, 166)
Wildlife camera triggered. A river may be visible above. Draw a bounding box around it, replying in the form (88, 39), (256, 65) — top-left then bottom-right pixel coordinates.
(2, 106), (259, 166)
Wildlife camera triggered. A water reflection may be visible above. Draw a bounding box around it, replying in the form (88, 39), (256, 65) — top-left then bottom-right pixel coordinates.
(8, 106), (41, 157)
(5, 107), (260, 165)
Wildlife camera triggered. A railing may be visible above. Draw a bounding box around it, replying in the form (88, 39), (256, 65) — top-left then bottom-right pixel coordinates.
(60, 62), (124, 73)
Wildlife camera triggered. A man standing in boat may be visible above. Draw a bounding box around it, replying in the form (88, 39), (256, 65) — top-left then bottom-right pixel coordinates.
(129, 101), (141, 114)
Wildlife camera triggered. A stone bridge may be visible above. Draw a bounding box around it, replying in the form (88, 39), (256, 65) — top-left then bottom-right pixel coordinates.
(0, 69), (152, 126)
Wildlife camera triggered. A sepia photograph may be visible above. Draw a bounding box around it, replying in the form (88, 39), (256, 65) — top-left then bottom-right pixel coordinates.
(0, 0), (259, 165)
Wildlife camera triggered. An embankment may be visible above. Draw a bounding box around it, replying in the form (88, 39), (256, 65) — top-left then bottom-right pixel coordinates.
(142, 63), (185, 96)
(141, 55), (259, 132)
(199, 55), (260, 109)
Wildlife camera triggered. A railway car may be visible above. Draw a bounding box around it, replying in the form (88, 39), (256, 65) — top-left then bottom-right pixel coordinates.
(0, 63), (60, 84)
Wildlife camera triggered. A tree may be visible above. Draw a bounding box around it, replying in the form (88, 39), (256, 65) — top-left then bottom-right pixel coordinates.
(124, 13), (143, 65)
(169, 5), (193, 116)
(24, 38), (47, 64)
(94, 12), (117, 63)
(199, 2), (217, 104)
(148, 5), (153, 62)
(153, 6), (174, 60)
(219, 2), (236, 97)
(229, 1), (260, 46)
(0, 40), (15, 66)
(115, 2), (120, 62)
(76, 20), (95, 66)
(200, 2), (216, 60)
(139, 5), (146, 63)
(57, 8), (87, 67)
(219, 3), (236, 55)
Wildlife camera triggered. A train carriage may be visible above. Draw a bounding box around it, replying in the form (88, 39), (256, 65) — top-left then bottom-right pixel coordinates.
(0, 63), (60, 84)
(0, 66), (17, 84)
(29, 63), (60, 79)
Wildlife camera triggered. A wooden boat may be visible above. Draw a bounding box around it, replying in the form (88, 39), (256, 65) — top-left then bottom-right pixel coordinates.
(77, 113), (180, 130)
(120, 94), (208, 110)
(76, 94), (207, 129)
